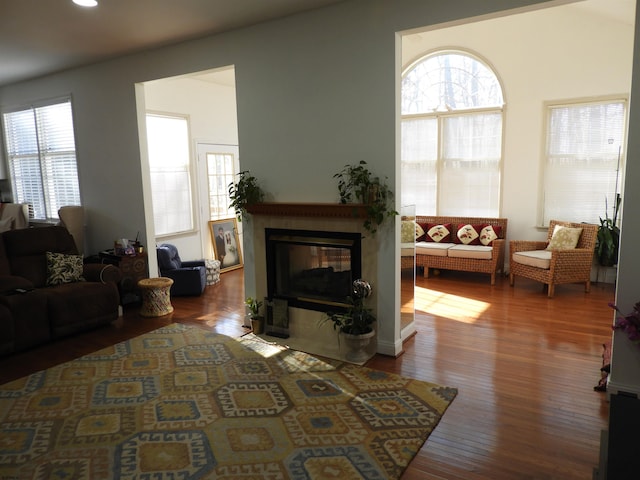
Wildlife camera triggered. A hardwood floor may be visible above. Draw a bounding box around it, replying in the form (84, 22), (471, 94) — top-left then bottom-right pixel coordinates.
(0, 267), (614, 479)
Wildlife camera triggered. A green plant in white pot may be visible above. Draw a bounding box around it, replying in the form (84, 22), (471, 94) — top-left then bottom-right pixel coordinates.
(324, 279), (376, 362)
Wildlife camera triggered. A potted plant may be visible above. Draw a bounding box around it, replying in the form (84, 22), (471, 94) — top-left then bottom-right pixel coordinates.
(324, 279), (376, 362)
(333, 161), (398, 235)
(245, 296), (264, 334)
(228, 171), (265, 221)
(596, 194), (621, 267)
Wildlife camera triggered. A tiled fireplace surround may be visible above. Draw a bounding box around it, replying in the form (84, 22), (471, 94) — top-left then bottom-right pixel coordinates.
(246, 203), (379, 363)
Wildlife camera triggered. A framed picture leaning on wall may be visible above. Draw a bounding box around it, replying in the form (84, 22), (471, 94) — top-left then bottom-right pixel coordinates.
(209, 218), (243, 273)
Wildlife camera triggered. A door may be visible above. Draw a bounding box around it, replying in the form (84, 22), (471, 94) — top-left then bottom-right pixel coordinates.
(196, 143), (240, 259)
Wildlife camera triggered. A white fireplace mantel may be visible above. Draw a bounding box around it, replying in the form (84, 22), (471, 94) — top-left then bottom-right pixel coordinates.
(246, 203), (379, 364)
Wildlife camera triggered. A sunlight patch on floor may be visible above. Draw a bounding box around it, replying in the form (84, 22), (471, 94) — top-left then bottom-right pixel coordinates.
(415, 286), (489, 324)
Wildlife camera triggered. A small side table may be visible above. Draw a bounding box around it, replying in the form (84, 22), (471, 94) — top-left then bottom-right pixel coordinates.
(138, 277), (174, 317)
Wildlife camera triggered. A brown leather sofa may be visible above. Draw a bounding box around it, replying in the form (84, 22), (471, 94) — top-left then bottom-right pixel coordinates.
(0, 226), (121, 356)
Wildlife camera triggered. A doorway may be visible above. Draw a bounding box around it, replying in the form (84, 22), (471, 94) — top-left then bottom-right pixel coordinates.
(138, 66), (239, 270)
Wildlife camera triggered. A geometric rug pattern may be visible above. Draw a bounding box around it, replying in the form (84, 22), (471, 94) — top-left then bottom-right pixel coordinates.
(0, 323), (457, 479)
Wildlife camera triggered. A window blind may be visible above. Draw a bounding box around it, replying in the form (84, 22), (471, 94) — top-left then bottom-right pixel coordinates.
(146, 113), (194, 236)
(2, 99), (81, 220)
(207, 152), (236, 219)
(543, 100), (625, 225)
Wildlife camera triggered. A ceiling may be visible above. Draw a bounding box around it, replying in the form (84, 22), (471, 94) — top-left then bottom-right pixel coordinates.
(0, 0), (346, 88)
(0, 0), (634, 88)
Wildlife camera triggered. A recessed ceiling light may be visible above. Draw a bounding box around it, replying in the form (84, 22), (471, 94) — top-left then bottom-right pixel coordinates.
(73, 0), (98, 7)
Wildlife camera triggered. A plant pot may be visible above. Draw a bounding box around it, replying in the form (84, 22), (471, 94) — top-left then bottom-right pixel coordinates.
(341, 329), (375, 363)
(250, 316), (264, 334)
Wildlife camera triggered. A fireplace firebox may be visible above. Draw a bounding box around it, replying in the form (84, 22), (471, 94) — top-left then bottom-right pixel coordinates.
(265, 228), (362, 312)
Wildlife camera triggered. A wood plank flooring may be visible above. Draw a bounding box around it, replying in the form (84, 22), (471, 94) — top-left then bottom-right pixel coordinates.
(0, 267), (614, 479)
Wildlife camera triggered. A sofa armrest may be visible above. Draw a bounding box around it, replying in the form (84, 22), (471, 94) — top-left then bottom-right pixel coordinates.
(0, 275), (35, 294)
(181, 260), (206, 268)
(83, 263), (122, 284)
(163, 267), (205, 281)
(549, 248), (594, 264)
(510, 240), (548, 254)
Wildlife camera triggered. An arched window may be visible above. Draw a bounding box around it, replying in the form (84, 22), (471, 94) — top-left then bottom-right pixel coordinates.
(401, 51), (504, 216)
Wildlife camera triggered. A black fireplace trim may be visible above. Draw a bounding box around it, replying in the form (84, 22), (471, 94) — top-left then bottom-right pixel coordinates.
(265, 228), (362, 313)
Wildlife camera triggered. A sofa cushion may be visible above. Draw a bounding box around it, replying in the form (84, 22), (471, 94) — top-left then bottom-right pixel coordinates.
(44, 281), (120, 338)
(447, 244), (493, 260)
(46, 252), (85, 286)
(425, 223), (452, 243)
(512, 250), (552, 269)
(416, 241), (454, 257)
(0, 289), (50, 352)
(546, 225), (582, 250)
(401, 244), (414, 257)
(479, 225), (501, 245)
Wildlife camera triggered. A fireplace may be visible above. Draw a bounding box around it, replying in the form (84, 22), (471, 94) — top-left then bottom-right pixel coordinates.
(265, 228), (362, 313)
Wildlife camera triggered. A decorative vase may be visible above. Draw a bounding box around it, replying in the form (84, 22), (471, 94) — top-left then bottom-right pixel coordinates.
(342, 329), (375, 363)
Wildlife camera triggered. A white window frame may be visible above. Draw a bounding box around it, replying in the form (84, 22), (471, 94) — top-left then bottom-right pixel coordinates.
(401, 50), (505, 217)
(1, 97), (81, 221)
(541, 97), (627, 226)
(145, 112), (195, 237)
(205, 150), (237, 220)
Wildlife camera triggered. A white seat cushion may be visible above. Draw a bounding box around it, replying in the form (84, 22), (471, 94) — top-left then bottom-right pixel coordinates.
(416, 242), (454, 257)
(447, 244), (493, 260)
(401, 244), (414, 257)
(512, 250), (552, 269)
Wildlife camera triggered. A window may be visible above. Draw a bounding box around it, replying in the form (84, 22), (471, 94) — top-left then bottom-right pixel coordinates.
(2, 98), (81, 221)
(401, 51), (504, 216)
(146, 113), (194, 236)
(542, 99), (626, 225)
(206, 152), (236, 220)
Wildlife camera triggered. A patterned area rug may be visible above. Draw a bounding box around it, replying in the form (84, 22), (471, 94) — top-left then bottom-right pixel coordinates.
(0, 323), (457, 479)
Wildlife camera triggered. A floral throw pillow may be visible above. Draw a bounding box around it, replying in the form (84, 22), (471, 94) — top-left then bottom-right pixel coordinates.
(426, 223), (451, 243)
(46, 251), (85, 286)
(401, 221), (415, 243)
(546, 225), (583, 250)
(479, 225), (500, 246)
(401, 220), (425, 243)
(456, 224), (481, 245)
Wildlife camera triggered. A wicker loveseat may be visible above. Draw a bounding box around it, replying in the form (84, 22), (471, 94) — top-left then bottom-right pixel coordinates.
(413, 216), (508, 285)
(509, 220), (598, 297)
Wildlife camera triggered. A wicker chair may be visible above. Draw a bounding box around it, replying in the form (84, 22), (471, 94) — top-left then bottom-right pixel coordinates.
(509, 220), (598, 298)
